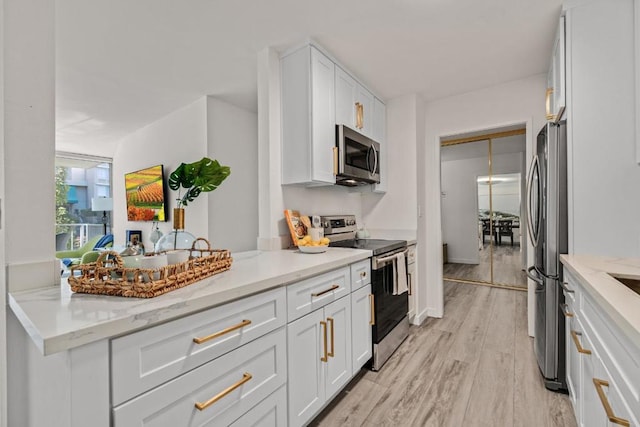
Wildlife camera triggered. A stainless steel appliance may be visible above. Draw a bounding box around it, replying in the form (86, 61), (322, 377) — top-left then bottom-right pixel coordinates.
(321, 215), (409, 371)
(335, 125), (381, 186)
(526, 120), (568, 392)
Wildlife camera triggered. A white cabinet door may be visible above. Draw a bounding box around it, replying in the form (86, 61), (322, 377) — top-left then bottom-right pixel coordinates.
(335, 66), (357, 129)
(334, 66), (374, 138)
(310, 48), (336, 183)
(287, 310), (325, 427)
(566, 316), (581, 422)
(229, 385), (288, 427)
(281, 45), (335, 185)
(324, 296), (352, 401)
(351, 284), (372, 374)
(547, 16), (565, 122)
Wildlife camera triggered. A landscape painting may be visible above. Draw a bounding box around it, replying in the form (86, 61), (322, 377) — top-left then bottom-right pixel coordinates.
(125, 165), (167, 222)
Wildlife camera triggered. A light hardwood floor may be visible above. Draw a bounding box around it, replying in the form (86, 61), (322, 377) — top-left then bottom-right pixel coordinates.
(443, 243), (528, 289)
(311, 281), (577, 427)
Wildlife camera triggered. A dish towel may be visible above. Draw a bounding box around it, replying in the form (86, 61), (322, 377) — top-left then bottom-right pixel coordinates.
(394, 252), (409, 295)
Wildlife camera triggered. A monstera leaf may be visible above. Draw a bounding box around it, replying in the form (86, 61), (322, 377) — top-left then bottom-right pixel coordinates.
(169, 157), (230, 207)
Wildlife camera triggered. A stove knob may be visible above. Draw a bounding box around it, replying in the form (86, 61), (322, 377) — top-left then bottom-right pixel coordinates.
(323, 221), (330, 228)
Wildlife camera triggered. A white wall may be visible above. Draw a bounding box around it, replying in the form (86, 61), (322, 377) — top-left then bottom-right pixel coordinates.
(420, 73), (546, 335)
(362, 94), (419, 234)
(441, 152), (523, 264)
(207, 97), (258, 252)
(0, 0), (5, 423)
(566, 0), (640, 256)
(4, 0), (55, 424)
(113, 98), (208, 250)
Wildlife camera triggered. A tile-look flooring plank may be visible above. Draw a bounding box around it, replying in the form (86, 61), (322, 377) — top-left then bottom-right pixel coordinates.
(313, 281), (576, 427)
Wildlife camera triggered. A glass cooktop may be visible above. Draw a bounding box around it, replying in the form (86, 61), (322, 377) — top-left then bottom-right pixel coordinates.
(329, 238), (407, 256)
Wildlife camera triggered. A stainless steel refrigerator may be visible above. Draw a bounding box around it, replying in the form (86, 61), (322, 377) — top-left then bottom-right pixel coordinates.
(526, 120), (568, 392)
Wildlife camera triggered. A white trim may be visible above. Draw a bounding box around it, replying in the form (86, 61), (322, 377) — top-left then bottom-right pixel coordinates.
(0, 0), (7, 423)
(425, 307), (443, 319)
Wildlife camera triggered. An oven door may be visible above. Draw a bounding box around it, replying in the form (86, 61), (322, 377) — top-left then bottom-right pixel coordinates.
(337, 124), (380, 184)
(371, 248), (409, 344)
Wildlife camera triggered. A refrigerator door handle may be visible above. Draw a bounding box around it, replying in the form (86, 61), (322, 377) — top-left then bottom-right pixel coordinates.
(526, 155), (541, 247)
(526, 266), (545, 291)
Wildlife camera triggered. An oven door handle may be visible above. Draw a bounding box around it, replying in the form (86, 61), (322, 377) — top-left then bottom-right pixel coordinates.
(373, 248), (409, 270)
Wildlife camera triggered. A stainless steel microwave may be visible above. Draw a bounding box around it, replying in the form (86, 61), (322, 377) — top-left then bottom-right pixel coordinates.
(335, 124), (381, 186)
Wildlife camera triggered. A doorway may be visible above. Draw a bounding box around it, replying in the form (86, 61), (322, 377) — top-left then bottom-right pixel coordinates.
(440, 127), (527, 290)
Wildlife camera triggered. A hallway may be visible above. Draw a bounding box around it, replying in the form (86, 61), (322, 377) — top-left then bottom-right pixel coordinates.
(312, 281), (575, 426)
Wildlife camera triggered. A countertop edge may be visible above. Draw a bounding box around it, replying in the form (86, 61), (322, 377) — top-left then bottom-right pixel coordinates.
(10, 249), (372, 356)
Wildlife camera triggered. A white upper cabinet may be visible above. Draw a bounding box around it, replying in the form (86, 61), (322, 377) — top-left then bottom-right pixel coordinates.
(546, 16), (566, 122)
(281, 45), (336, 185)
(335, 66), (374, 138)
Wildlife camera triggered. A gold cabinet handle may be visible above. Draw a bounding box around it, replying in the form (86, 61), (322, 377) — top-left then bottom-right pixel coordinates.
(545, 87), (554, 120)
(320, 320), (328, 362)
(561, 304), (574, 318)
(193, 319), (252, 344)
(333, 146), (338, 176)
(194, 372), (252, 411)
(369, 294), (375, 325)
(360, 271), (367, 279)
(312, 284), (340, 297)
(561, 281), (574, 293)
(355, 102), (364, 129)
(570, 330), (591, 355)
(327, 317), (335, 357)
(593, 378), (630, 427)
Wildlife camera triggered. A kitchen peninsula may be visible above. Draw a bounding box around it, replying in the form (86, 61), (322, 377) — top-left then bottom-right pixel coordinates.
(9, 247), (372, 426)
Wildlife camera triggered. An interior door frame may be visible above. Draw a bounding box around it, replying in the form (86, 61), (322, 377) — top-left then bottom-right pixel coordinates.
(437, 119), (535, 337)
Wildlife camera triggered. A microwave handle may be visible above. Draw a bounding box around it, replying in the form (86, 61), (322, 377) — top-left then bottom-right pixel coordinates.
(372, 146), (378, 175)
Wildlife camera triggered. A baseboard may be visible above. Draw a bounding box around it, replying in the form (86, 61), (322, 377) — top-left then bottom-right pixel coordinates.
(426, 307), (443, 319)
(447, 258), (478, 265)
(7, 259), (60, 293)
(412, 307), (432, 325)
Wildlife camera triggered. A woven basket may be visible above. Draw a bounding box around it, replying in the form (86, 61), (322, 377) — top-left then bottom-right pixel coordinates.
(68, 238), (232, 298)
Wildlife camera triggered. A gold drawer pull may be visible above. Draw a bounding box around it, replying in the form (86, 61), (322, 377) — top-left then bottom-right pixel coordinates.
(193, 319), (252, 344)
(561, 281), (574, 293)
(360, 271), (367, 279)
(593, 378), (630, 427)
(320, 320), (328, 362)
(355, 102), (364, 129)
(545, 87), (555, 121)
(369, 294), (375, 325)
(562, 304), (574, 317)
(194, 372), (252, 411)
(327, 317), (335, 357)
(570, 330), (591, 355)
(333, 146), (338, 176)
(312, 284), (340, 297)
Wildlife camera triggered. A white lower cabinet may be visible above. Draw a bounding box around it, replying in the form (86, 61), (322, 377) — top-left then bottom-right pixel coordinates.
(229, 385), (288, 427)
(113, 327), (287, 427)
(287, 295), (352, 427)
(563, 268), (640, 427)
(351, 283), (373, 374)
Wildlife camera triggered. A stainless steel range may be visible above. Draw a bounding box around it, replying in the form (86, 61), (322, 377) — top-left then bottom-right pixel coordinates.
(320, 215), (409, 371)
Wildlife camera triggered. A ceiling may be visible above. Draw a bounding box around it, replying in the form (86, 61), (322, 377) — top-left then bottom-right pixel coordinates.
(55, 0), (562, 157)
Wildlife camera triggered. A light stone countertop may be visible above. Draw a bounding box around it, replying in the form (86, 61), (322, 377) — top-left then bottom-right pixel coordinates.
(9, 248), (371, 356)
(560, 254), (640, 347)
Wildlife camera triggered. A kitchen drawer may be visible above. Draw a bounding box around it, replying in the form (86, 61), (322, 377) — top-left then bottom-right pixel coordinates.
(350, 259), (371, 292)
(229, 385), (287, 427)
(287, 266), (350, 322)
(112, 327), (287, 427)
(596, 362), (640, 427)
(581, 291), (640, 421)
(111, 287), (286, 405)
(407, 245), (416, 264)
(562, 269), (579, 308)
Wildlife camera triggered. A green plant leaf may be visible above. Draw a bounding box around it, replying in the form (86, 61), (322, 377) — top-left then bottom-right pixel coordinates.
(169, 157), (230, 207)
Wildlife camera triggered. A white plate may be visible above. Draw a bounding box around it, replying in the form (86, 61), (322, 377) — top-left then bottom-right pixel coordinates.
(298, 245), (329, 254)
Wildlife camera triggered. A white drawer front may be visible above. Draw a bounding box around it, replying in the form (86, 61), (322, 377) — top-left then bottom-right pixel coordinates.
(112, 287), (286, 405)
(229, 385), (287, 427)
(350, 259), (371, 292)
(582, 292), (640, 421)
(113, 327), (287, 427)
(287, 267), (350, 322)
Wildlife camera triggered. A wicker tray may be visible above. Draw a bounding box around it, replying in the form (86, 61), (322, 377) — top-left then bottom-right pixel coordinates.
(68, 238), (232, 298)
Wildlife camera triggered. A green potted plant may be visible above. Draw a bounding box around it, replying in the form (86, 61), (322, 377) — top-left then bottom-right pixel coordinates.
(156, 157), (230, 251)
